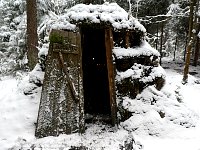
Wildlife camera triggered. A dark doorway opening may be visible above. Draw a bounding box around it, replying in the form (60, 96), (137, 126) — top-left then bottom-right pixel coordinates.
(81, 27), (111, 123)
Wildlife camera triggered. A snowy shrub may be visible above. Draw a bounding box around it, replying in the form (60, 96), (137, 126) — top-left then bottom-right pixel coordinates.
(120, 85), (199, 136)
(114, 40), (166, 104)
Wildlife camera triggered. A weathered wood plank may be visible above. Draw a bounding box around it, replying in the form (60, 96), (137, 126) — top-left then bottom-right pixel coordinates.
(105, 28), (118, 125)
(53, 49), (79, 54)
(76, 30), (85, 133)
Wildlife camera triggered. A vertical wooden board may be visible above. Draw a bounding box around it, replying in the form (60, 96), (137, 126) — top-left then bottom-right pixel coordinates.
(66, 31), (79, 133)
(68, 31), (76, 45)
(105, 28), (118, 125)
(36, 43), (65, 137)
(76, 30), (85, 133)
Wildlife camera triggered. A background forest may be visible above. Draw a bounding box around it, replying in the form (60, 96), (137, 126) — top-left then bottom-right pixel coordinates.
(1, 0), (200, 150)
(0, 0), (199, 76)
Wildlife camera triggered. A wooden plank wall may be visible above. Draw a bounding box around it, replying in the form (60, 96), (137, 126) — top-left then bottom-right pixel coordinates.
(35, 29), (84, 138)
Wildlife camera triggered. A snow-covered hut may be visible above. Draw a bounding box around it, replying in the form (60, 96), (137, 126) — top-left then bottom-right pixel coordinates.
(35, 3), (165, 138)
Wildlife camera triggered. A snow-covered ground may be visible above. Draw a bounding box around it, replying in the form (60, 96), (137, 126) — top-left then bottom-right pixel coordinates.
(138, 57), (200, 150)
(0, 57), (200, 150)
(0, 74), (42, 150)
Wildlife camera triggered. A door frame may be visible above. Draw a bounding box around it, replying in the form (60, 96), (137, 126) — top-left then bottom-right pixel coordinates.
(105, 27), (118, 125)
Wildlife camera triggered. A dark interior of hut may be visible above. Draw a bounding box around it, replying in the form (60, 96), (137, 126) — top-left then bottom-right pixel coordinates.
(81, 27), (112, 123)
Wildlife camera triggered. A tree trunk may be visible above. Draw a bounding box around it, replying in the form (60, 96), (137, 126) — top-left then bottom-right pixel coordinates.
(160, 22), (164, 65)
(193, 34), (200, 66)
(156, 23), (159, 50)
(183, 0), (196, 83)
(174, 36), (178, 61)
(26, 0), (38, 70)
(183, 33), (187, 61)
(193, 0), (200, 66)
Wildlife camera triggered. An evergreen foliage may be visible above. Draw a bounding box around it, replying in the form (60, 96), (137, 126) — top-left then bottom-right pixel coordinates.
(0, 0), (76, 75)
(0, 0), (27, 75)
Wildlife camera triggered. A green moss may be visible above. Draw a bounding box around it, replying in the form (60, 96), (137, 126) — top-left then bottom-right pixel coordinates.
(49, 32), (64, 44)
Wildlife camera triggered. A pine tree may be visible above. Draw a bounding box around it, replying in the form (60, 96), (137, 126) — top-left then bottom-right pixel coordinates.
(0, 0), (27, 74)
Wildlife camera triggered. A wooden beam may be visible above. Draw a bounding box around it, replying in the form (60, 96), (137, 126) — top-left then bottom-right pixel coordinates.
(125, 31), (129, 48)
(58, 51), (79, 103)
(76, 30), (85, 134)
(105, 28), (118, 125)
(53, 49), (79, 55)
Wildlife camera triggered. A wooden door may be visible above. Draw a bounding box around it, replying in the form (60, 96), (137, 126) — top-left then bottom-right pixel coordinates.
(35, 29), (84, 138)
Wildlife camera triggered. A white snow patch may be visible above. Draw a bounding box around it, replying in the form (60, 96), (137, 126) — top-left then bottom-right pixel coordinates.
(12, 124), (143, 150)
(116, 63), (165, 84)
(167, 3), (182, 16)
(113, 40), (159, 59)
(0, 75), (41, 150)
(47, 3), (146, 32)
(120, 84), (199, 136)
(141, 65), (166, 83)
(38, 43), (49, 57)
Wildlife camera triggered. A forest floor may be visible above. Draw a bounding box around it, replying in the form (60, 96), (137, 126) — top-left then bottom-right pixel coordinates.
(139, 57), (200, 150)
(0, 57), (200, 150)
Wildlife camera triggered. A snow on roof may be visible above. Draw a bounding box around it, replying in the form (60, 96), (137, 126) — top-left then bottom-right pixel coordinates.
(113, 40), (160, 59)
(50, 3), (146, 32)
